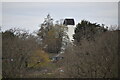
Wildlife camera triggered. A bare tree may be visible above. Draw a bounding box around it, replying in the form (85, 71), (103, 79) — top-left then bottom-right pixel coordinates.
(63, 30), (118, 78)
(2, 29), (40, 78)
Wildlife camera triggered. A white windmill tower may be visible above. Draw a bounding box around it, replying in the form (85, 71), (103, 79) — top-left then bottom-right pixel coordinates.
(51, 18), (75, 59)
(63, 18), (75, 41)
(59, 18), (75, 54)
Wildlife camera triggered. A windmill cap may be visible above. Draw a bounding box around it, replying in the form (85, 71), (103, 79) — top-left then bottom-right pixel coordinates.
(63, 18), (75, 25)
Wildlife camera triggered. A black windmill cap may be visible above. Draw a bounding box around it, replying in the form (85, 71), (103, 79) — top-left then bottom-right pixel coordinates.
(63, 18), (75, 25)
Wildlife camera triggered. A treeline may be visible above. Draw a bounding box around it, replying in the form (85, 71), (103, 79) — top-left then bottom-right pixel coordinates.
(2, 14), (119, 78)
(2, 14), (68, 78)
(2, 28), (39, 78)
(63, 20), (119, 78)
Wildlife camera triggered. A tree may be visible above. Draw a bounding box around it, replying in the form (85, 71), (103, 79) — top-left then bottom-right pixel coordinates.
(37, 14), (68, 53)
(37, 14), (54, 43)
(2, 28), (39, 78)
(63, 30), (118, 78)
(73, 20), (107, 43)
(2, 29), (16, 39)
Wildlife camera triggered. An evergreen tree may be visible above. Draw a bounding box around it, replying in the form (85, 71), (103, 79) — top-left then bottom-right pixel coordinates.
(37, 14), (68, 53)
(73, 20), (107, 43)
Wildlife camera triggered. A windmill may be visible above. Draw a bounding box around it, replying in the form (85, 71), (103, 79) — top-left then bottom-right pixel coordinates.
(63, 18), (75, 41)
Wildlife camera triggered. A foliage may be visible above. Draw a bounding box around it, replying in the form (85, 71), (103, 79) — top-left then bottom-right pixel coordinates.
(2, 29), (16, 39)
(37, 14), (68, 53)
(2, 15), (118, 78)
(73, 20), (107, 43)
(28, 49), (50, 68)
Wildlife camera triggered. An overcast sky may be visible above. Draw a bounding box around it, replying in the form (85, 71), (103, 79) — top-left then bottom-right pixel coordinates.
(2, 2), (118, 32)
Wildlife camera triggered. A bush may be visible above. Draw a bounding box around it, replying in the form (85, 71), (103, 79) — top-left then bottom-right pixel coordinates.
(28, 49), (50, 68)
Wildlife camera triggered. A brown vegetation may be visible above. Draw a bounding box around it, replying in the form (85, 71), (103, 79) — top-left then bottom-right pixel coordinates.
(1, 16), (119, 78)
(64, 31), (118, 78)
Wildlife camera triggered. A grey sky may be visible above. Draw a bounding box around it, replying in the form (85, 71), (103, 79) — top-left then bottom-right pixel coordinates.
(2, 2), (118, 32)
